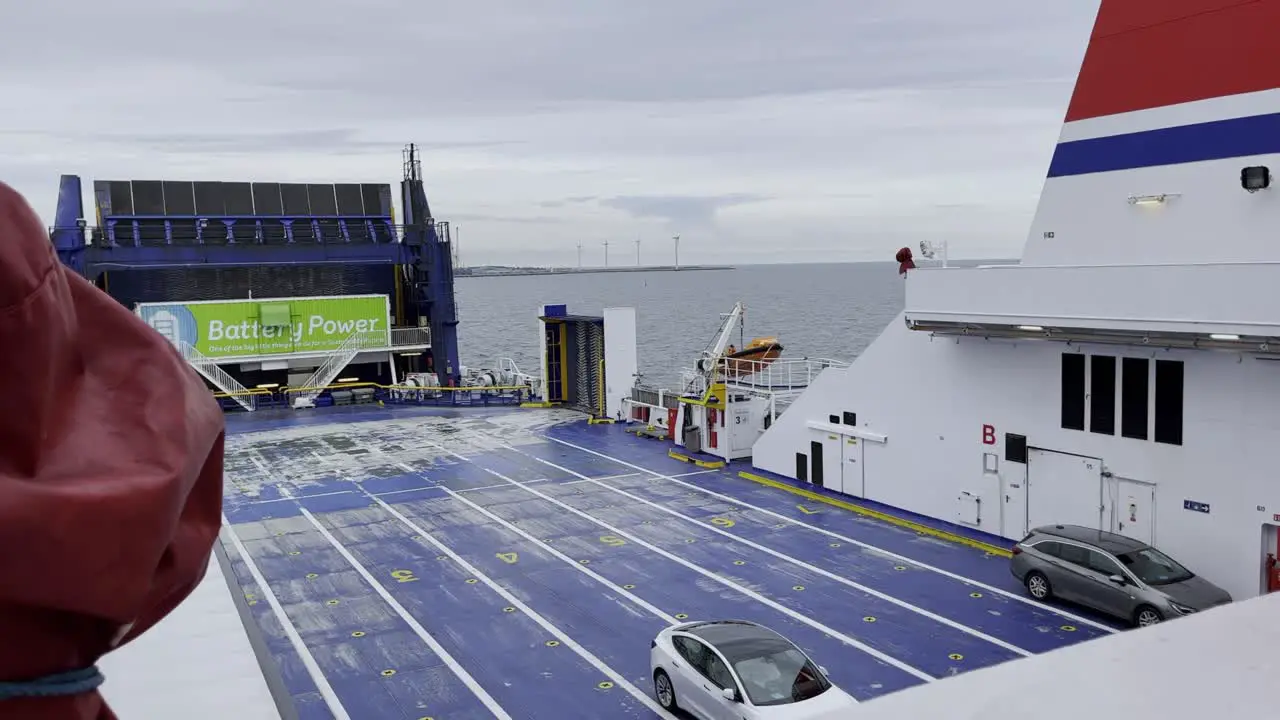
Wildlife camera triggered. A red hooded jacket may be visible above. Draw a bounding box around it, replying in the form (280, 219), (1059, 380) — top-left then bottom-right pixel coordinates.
(0, 182), (226, 718)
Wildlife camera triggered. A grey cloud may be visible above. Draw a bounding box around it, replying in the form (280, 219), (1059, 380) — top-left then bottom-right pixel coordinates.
(598, 194), (767, 226)
(0, 0), (1104, 266)
(1, 1), (1095, 113)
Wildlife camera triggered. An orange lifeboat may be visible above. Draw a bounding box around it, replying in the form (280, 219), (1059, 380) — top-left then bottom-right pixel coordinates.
(722, 336), (784, 376)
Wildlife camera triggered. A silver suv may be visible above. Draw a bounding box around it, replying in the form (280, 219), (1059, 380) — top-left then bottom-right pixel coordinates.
(1010, 524), (1231, 627)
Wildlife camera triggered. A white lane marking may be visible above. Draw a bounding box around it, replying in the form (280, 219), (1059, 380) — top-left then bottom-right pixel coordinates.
(442, 487), (680, 624)
(670, 469), (721, 478)
(249, 490), (354, 505)
(289, 492), (514, 720)
(220, 517), (351, 720)
(360, 488), (678, 718)
(372, 485), (447, 497)
(525, 453), (1032, 658)
(418, 438), (935, 683)
(545, 436), (1118, 634)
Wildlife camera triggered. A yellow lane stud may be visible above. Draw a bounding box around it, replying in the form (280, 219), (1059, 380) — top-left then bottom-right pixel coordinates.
(503, 607), (516, 613)
(733, 560), (746, 566)
(465, 578), (478, 584)
(675, 613), (688, 620)
(623, 584), (636, 589)
(306, 573), (319, 579)
(352, 631), (366, 638)
(863, 616), (876, 623)
(793, 585), (805, 591)
(1060, 625), (1077, 632)
(288, 551), (301, 556)
(597, 681), (614, 690)
(969, 592), (983, 598)
(829, 543), (842, 548)
(893, 565), (907, 571)
(546, 640), (560, 647)
(326, 599), (339, 606)
(381, 669), (396, 677)
(948, 654), (963, 661)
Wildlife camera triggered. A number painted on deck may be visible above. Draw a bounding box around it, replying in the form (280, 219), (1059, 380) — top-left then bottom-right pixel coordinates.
(390, 569), (419, 583)
(599, 535), (627, 547)
(710, 517), (735, 528)
(496, 552), (519, 564)
(797, 504), (820, 514)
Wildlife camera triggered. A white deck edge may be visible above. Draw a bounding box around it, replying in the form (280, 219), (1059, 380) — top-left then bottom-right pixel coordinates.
(826, 592), (1280, 719)
(98, 536), (290, 720)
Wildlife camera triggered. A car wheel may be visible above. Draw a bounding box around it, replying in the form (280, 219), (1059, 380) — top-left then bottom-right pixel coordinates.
(654, 669), (677, 710)
(1134, 605), (1162, 628)
(1025, 571), (1052, 600)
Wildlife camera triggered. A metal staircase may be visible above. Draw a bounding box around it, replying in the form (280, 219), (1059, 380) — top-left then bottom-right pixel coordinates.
(289, 329), (384, 408)
(176, 342), (256, 412)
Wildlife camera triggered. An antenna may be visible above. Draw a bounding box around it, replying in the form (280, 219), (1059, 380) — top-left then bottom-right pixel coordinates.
(603, 239), (609, 267)
(635, 237), (641, 266)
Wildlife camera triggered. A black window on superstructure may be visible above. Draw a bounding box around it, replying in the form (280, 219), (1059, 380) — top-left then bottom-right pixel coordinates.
(1121, 357), (1150, 440)
(1061, 353), (1085, 430)
(1089, 355), (1116, 435)
(1154, 359), (1184, 445)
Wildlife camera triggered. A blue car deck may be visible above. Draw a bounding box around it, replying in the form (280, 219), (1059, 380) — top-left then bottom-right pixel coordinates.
(218, 406), (1123, 719)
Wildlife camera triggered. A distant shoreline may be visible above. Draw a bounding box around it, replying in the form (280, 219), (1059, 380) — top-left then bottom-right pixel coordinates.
(457, 264), (733, 278)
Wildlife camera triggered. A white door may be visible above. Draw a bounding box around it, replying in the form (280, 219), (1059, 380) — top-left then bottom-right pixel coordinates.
(1111, 477), (1155, 544)
(730, 407), (753, 452)
(1002, 465), (1028, 540)
(840, 436), (864, 497)
(816, 432), (843, 490)
(1026, 449), (1104, 532)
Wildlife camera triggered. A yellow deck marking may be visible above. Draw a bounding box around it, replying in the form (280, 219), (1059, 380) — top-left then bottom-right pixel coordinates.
(737, 471), (1012, 557)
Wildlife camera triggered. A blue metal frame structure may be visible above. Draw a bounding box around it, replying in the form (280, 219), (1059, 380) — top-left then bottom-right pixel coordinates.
(47, 145), (462, 387)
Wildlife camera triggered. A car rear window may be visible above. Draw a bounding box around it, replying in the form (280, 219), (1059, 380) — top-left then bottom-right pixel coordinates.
(1031, 540), (1061, 557)
(1057, 543), (1089, 565)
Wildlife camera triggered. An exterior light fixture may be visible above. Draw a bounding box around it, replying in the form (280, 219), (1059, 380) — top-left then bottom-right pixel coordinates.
(1127, 194), (1173, 205)
(337, 377), (359, 383)
(1241, 166), (1270, 192)
(1017, 325), (1044, 332)
(1209, 333), (1241, 341)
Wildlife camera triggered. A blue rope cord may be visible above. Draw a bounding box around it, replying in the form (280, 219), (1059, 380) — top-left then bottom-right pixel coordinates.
(0, 666), (104, 701)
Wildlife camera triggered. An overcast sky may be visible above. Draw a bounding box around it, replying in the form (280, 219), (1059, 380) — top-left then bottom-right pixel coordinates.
(0, 0), (1100, 266)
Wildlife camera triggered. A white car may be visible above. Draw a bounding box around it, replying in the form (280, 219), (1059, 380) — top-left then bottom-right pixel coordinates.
(649, 620), (858, 719)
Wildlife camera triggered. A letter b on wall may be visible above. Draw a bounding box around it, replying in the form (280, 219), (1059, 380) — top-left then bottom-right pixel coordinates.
(981, 424), (996, 445)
